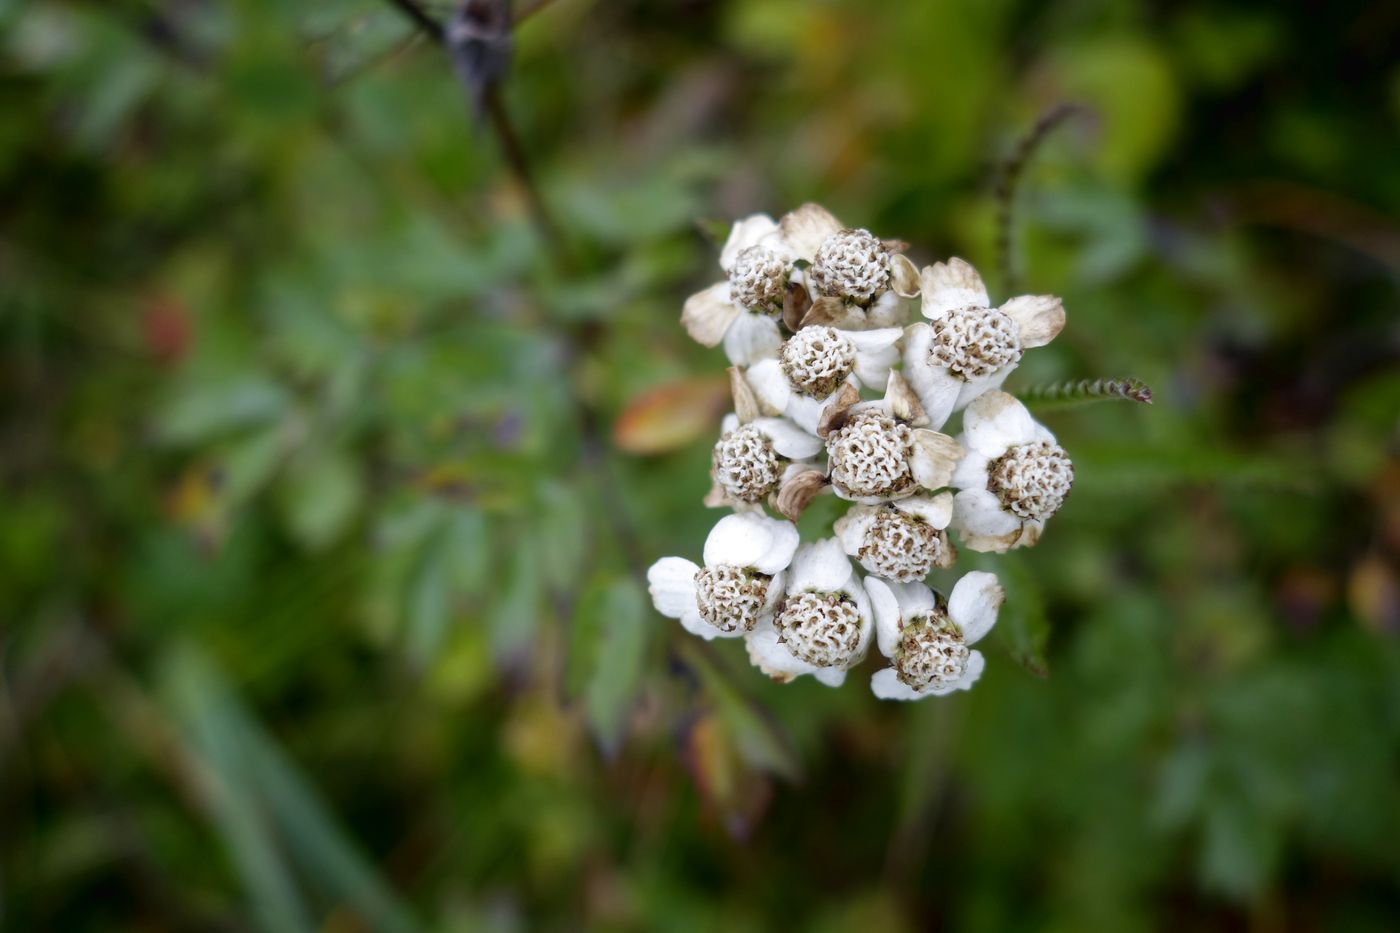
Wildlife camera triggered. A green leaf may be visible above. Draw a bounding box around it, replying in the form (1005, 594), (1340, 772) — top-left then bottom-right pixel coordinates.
(277, 447), (364, 551)
(156, 376), (289, 444)
(992, 554), (1051, 678)
(581, 578), (649, 756)
(681, 641), (803, 783)
(403, 528), (452, 669)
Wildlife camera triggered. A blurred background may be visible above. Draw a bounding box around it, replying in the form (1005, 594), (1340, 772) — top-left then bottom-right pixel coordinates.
(3, 0), (1399, 929)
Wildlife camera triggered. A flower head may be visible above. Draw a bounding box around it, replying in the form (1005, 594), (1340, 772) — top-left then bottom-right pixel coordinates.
(772, 204), (920, 329)
(834, 491), (956, 582)
(680, 214), (794, 366)
(708, 413), (823, 509)
(745, 538), (873, 687)
(647, 513), (800, 640)
(865, 572), (1004, 701)
(744, 324), (902, 434)
(902, 258), (1066, 429)
(949, 390), (1074, 552)
(820, 380), (963, 505)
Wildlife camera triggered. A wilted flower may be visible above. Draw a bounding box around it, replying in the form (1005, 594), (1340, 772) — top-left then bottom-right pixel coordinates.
(707, 412), (824, 509)
(681, 214), (794, 366)
(865, 572), (1003, 701)
(950, 390), (1074, 552)
(773, 203), (920, 330)
(744, 324), (903, 434)
(820, 376), (962, 505)
(833, 491), (956, 582)
(903, 258), (1065, 429)
(745, 538), (873, 686)
(647, 513), (799, 640)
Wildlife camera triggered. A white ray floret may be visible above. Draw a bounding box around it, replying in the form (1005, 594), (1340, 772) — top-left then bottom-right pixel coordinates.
(902, 257), (1066, 429)
(866, 572), (1004, 701)
(646, 513), (800, 640)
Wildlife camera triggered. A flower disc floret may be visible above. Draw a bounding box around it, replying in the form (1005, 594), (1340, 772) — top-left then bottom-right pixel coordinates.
(713, 423), (781, 502)
(775, 591), (864, 667)
(988, 440), (1074, 521)
(694, 565), (771, 634)
(728, 245), (789, 312)
(858, 507), (944, 582)
(930, 306), (1023, 379)
(895, 612), (968, 690)
(810, 229), (890, 303)
(780, 326), (857, 398)
(827, 410), (915, 500)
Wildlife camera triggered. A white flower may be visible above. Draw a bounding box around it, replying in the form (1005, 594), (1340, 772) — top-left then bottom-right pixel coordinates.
(707, 412), (824, 509)
(821, 384), (963, 505)
(745, 538), (873, 687)
(833, 491), (956, 582)
(647, 513), (800, 640)
(866, 572), (1004, 701)
(902, 257), (1066, 429)
(743, 324), (902, 434)
(680, 213), (796, 366)
(949, 391), (1074, 553)
(773, 203), (920, 329)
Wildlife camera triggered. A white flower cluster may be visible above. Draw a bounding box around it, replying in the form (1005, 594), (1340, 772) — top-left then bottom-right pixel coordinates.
(649, 204), (1073, 701)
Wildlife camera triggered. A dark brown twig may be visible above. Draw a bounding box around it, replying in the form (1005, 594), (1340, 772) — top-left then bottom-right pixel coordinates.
(994, 103), (1085, 293)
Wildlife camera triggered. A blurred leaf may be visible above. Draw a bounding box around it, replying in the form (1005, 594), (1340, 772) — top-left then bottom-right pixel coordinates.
(992, 555), (1051, 677)
(404, 525), (452, 668)
(682, 641), (803, 783)
(277, 447), (364, 550)
(613, 375), (730, 455)
(685, 713), (773, 839)
(157, 377), (290, 444)
(576, 577), (646, 750)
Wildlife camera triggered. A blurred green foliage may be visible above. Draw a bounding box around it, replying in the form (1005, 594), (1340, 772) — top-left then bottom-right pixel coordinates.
(3, 0), (1399, 930)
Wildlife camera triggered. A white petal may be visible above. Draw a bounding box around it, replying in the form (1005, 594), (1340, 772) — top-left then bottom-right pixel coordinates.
(719, 213), (780, 271)
(910, 430), (963, 491)
(885, 580), (937, 618)
(723, 312), (783, 366)
(812, 667), (848, 688)
(890, 253), (920, 298)
(892, 491), (954, 529)
(755, 417), (823, 460)
(871, 667), (926, 701)
(784, 392), (824, 435)
(953, 365), (1015, 412)
(681, 283), (741, 348)
(963, 390), (1036, 457)
(951, 488), (1020, 537)
(847, 327), (903, 387)
(948, 571), (1004, 645)
(778, 203), (843, 262)
(720, 412), (739, 435)
(762, 569), (787, 615)
(845, 574), (874, 661)
(679, 605), (718, 640)
(787, 538), (852, 593)
(745, 358), (791, 414)
(950, 449), (990, 490)
(956, 650), (986, 690)
(647, 557), (699, 619)
(865, 577), (902, 658)
(1001, 294), (1065, 348)
(703, 513), (792, 572)
(833, 505), (878, 557)
(902, 324), (962, 431)
(745, 620), (823, 682)
(919, 258), (989, 320)
(864, 289), (911, 329)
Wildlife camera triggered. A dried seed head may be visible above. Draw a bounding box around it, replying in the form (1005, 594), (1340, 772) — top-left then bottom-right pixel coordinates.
(728, 246), (789, 313)
(712, 423), (782, 502)
(780, 325), (857, 398)
(809, 229), (890, 304)
(694, 565), (771, 634)
(930, 306), (1023, 379)
(856, 506), (948, 581)
(826, 410), (915, 500)
(895, 612), (968, 691)
(988, 440), (1074, 521)
(775, 591), (863, 667)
